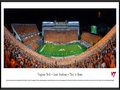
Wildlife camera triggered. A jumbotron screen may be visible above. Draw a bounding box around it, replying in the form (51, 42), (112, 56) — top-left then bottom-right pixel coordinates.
(91, 25), (97, 34)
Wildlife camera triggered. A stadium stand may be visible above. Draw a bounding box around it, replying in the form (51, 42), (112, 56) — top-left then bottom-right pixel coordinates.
(81, 32), (102, 46)
(44, 30), (78, 44)
(12, 24), (38, 36)
(12, 24), (42, 51)
(4, 25), (116, 68)
(43, 21), (79, 44)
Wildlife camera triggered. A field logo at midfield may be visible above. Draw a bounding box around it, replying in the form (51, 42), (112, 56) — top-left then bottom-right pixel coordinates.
(59, 49), (65, 51)
(40, 45), (46, 52)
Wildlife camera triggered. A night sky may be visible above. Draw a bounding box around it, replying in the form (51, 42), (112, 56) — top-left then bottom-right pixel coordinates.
(4, 9), (116, 34)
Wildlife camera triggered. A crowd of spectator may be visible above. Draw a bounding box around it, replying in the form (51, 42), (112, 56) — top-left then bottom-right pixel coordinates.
(75, 39), (116, 68)
(12, 24), (38, 36)
(12, 24), (41, 51)
(81, 32), (102, 46)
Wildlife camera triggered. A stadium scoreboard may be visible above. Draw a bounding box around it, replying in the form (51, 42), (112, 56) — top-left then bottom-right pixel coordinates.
(91, 25), (97, 34)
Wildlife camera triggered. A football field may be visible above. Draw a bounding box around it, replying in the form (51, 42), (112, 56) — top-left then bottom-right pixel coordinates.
(37, 43), (86, 57)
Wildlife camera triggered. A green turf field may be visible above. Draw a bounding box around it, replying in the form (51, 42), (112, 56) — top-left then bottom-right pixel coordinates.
(37, 43), (86, 57)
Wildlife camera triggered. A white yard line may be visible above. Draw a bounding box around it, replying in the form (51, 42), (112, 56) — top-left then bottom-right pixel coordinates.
(78, 45), (81, 49)
(40, 45), (46, 52)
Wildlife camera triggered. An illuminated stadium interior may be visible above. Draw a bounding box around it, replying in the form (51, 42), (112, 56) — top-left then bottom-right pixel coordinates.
(4, 9), (116, 68)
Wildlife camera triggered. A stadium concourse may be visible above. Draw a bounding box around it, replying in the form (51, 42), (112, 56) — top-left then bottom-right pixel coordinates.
(4, 24), (116, 68)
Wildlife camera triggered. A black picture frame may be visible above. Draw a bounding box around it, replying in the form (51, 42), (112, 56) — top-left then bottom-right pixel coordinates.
(0, 0), (119, 90)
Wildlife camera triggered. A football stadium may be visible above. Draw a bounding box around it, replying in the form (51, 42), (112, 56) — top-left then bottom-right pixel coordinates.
(4, 9), (116, 68)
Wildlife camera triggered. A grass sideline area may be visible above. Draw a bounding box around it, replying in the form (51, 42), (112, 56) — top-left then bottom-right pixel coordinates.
(37, 43), (86, 57)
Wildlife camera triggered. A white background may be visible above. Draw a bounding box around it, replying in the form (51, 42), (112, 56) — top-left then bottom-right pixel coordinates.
(1, 2), (119, 88)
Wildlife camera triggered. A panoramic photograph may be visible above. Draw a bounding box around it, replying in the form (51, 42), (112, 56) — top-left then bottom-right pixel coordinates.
(4, 9), (116, 68)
